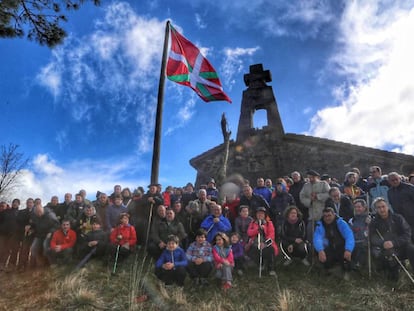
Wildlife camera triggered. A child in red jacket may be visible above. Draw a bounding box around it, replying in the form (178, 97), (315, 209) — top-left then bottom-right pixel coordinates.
(109, 213), (137, 262)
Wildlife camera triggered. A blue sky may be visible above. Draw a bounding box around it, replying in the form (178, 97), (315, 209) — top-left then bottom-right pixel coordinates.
(1, 0), (414, 203)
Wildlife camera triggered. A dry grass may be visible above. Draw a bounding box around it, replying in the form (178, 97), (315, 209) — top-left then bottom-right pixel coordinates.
(1, 253), (414, 311)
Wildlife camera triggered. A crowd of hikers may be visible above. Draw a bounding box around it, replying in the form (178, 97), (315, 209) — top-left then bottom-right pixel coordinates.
(1, 165), (414, 290)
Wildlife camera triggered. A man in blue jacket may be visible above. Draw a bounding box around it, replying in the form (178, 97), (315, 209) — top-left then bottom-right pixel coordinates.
(314, 207), (354, 277)
(201, 204), (232, 243)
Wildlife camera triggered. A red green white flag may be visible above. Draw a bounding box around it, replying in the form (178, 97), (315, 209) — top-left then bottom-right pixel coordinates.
(166, 24), (231, 103)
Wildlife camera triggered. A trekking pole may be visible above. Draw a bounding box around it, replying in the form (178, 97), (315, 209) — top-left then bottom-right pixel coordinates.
(206, 222), (215, 234)
(144, 203), (154, 253)
(258, 220), (262, 278)
(279, 242), (292, 261)
(367, 226), (372, 279)
(366, 193), (372, 279)
(112, 244), (120, 275)
(309, 199), (315, 265)
(376, 229), (414, 284)
(75, 247), (97, 270)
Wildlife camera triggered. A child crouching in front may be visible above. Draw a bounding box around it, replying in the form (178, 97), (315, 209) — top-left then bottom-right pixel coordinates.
(212, 232), (234, 290)
(155, 235), (188, 287)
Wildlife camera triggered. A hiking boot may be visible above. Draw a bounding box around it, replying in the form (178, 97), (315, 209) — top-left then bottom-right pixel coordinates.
(343, 272), (351, 281)
(302, 258), (310, 266)
(283, 259), (293, 266)
(222, 281), (232, 291)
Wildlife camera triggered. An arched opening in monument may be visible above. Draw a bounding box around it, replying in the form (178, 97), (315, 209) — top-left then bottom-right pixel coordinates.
(252, 109), (268, 130)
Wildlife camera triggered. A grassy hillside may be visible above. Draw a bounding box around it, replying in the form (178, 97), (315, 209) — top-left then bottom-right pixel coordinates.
(1, 251), (414, 311)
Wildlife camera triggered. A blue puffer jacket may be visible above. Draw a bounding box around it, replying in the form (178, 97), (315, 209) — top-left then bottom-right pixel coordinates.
(314, 216), (355, 253)
(155, 247), (188, 268)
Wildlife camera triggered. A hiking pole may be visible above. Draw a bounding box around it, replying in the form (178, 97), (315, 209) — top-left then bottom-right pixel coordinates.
(366, 193), (372, 279)
(144, 203), (154, 253)
(367, 224), (372, 279)
(75, 247), (97, 270)
(279, 242), (292, 261)
(206, 221), (215, 234)
(112, 244), (120, 275)
(376, 229), (414, 284)
(258, 220), (263, 278)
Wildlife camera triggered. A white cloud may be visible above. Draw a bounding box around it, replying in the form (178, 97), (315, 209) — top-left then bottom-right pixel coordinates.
(164, 95), (197, 135)
(36, 61), (62, 98)
(221, 47), (260, 89)
(195, 13), (207, 29)
(308, 1), (414, 155)
(13, 154), (148, 204)
(33, 154), (64, 175)
(303, 107), (312, 115)
(36, 2), (165, 153)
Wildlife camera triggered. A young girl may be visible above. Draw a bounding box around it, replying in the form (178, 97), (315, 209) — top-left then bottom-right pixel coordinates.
(155, 235), (188, 287)
(230, 232), (245, 275)
(212, 232), (234, 290)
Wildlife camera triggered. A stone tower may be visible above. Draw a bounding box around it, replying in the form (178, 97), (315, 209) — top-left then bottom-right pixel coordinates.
(237, 64), (284, 143)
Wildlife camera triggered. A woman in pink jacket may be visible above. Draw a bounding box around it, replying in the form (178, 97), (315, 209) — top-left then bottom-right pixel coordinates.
(247, 206), (279, 276)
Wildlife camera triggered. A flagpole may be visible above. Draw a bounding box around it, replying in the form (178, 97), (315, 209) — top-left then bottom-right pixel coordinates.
(151, 20), (170, 184)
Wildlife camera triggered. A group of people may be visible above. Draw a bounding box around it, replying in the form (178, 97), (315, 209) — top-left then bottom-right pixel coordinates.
(1, 165), (414, 290)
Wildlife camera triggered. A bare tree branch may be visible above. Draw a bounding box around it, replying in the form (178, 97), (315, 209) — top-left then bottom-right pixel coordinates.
(0, 143), (29, 197)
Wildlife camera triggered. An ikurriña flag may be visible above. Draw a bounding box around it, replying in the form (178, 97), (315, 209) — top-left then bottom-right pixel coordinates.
(166, 24), (231, 103)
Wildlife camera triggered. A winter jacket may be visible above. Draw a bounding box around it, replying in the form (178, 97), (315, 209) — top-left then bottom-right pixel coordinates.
(106, 203), (128, 230)
(300, 181), (330, 221)
(231, 241), (244, 259)
(201, 215), (232, 243)
(239, 193), (270, 217)
(234, 215), (253, 244)
(212, 245), (234, 268)
(50, 228), (77, 250)
(109, 223), (137, 247)
(388, 182), (414, 225)
(151, 219), (187, 245)
(247, 220), (279, 255)
(369, 213), (412, 250)
(186, 240), (213, 262)
(314, 216), (355, 253)
(253, 186), (272, 204)
(156, 247), (188, 268)
(281, 218), (307, 244)
(269, 191), (295, 225)
(367, 178), (390, 207)
(31, 208), (60, 239)
(349, 214), (369, 245)
(325, 195), (354, 222)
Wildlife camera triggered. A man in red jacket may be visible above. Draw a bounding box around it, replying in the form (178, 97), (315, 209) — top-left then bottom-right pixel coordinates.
(47, 219), (77, 265)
